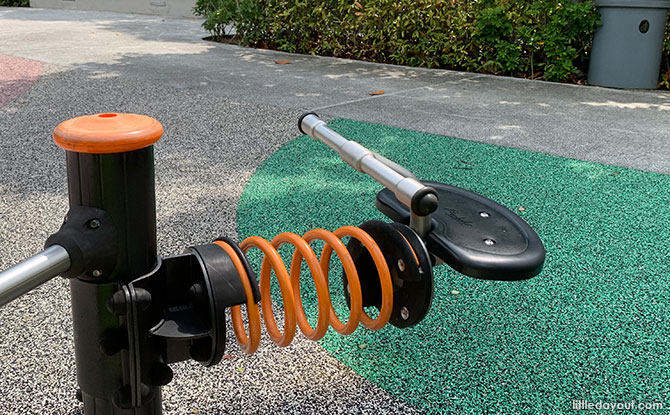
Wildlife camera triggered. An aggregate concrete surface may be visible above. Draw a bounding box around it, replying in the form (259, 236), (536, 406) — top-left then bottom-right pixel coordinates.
(0, 6), (668, 415)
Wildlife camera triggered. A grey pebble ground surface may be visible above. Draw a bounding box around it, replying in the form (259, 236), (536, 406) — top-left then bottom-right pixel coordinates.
(0, 6), (669, 415)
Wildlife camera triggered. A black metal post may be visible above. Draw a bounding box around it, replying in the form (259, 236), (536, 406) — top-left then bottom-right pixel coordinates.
(67, 148), (160, 414)
(53, 114), (164, 414)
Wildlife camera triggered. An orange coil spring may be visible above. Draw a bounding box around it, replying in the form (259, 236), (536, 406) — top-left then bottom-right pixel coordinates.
(213, 226), (393, 355)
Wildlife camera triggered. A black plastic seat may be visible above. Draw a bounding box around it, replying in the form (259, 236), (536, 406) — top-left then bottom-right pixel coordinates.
(376, 181), (545, 281)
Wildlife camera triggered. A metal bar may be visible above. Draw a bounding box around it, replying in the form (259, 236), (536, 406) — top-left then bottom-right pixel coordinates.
(371, 152), (418, 181)
(0, 245), (70, 307)
(410, 212), (432, 239)
(300, 113), (427, 207)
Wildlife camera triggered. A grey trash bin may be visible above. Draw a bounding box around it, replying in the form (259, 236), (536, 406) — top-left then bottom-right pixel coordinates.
(588, 0), (670, 89)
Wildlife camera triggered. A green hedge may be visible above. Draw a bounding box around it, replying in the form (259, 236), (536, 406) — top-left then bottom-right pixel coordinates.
(662, 22), (670, 88)
(195, 0), (669, 86)
(0, 0), (29, 6)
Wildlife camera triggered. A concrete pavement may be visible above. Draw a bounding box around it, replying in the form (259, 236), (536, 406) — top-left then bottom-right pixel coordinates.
(1, 7), (668, 173)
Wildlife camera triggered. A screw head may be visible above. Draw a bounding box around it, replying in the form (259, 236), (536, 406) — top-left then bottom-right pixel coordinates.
(107, 291), (128, 315)
(150, 363), (174, 386)
(92, 269), (103, 278)
(480, 211), (490, 218)
(113, 386), (132, 409)
(89, 219), (101, 229)
(397, 259), (406, 272)
(483, 239), (496, 246)
(400, 306), (410, 320)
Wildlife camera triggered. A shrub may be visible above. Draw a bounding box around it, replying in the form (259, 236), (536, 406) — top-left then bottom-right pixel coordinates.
(661, 19), (670, 89)
(471, 1), (599, 81)
(192, 0), (237, 41)
(194, 0), (602, 82)
(0, 0), (29, 6)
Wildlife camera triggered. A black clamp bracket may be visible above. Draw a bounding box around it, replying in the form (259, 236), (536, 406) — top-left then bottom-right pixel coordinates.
(44, 205), (118, 280)
(102, 239), (259, 409)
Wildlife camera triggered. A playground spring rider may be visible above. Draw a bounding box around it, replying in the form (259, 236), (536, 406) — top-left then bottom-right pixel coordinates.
(0, 112), (545, 414)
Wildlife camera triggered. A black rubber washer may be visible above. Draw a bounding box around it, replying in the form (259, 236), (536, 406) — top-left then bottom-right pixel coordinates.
(343, 220), (434, 328)
(298, 112), (319, 135)
(388, 223), (434, 327)
(189, 243), (248, 367)
(214, 237), (261, 303)
(388, 223), (431, 282)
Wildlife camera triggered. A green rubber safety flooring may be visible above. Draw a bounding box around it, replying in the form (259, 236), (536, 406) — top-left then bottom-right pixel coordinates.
(237, 119), (670, 414)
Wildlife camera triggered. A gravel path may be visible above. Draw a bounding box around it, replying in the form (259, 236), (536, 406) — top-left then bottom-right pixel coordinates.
(0, 54), (42, 107)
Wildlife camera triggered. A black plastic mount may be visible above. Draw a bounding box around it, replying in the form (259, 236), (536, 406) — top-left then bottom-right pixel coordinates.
(376, 181), (545, 281)
(44, 205), (118, 279)
(99, 239), (260, 409)
(133, 240), (258, 366)
(344, 220), (434, 328)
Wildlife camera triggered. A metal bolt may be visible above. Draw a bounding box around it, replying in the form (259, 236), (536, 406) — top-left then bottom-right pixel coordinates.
(113, 386), (132, 409)
(134, 288), (152, 311)
(480, 211), (490, 218)
(397, 259), (406, 272)
(400, 306), (410, 320)
(89, 219), (101, 229)
(150, 362), (174, 386)
(107, 291), (128, 315)
(92, 269), (103, 278)
(345, 283), (350, 294)
(98, 329), (126, 356)
(484, 239), (495, 246)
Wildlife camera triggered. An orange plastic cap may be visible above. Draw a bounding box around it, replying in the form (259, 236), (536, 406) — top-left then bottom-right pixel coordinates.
(53, 113), (163, 154)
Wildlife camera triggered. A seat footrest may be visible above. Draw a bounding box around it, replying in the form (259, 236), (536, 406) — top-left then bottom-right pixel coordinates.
(376, 181), (545, 281)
